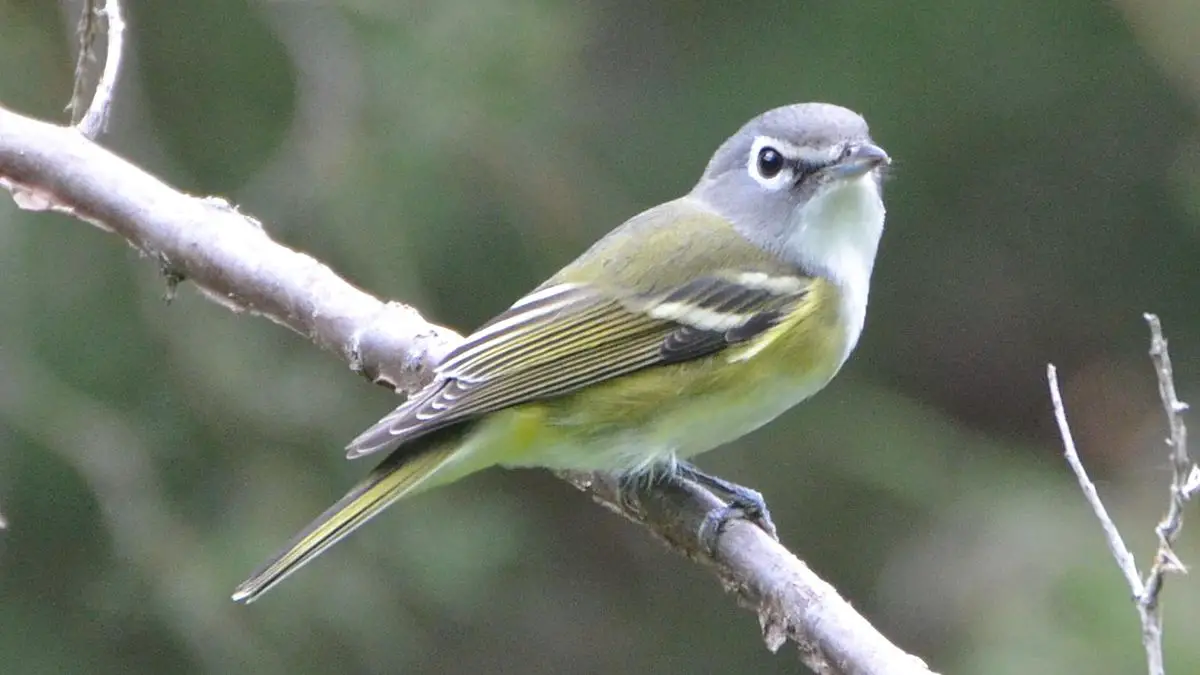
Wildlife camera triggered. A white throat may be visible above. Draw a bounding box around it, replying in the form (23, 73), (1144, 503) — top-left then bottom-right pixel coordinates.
(786, 173), (886, 360)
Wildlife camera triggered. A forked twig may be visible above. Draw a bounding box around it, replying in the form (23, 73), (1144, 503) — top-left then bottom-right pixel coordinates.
(1047, 314), (1196, 675)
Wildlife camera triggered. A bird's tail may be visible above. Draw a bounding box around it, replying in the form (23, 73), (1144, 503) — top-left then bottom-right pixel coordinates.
(232, 428), (469, 603)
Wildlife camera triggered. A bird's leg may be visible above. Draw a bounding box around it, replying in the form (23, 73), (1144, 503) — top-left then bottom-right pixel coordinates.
(672, 462), (779, 553)
(610, 462), (778, 554)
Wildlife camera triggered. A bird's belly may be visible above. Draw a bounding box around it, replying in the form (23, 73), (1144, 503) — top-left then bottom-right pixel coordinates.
(578, 374), (831, 474)
(502, 361), (839, 476)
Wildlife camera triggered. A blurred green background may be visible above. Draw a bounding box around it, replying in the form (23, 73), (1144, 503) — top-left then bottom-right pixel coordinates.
(2, 0), (1200, 673)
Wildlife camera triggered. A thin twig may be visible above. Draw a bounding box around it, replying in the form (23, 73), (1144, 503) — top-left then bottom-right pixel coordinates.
(1048, 316), (1197, 675)
(1140, 314), (1194, 606)
(69, 0), (126, 138)
(67, 0), (98, 124)
(1047, 364), (1145, 595)
(1048, 363), (1162, 674)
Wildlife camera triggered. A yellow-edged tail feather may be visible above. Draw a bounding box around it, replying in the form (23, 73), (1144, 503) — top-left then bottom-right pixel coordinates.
(232, 435), (464, 603)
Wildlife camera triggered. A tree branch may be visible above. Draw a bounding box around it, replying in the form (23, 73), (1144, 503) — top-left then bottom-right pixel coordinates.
(0, 105), (460, 393)
(67, 0), (126, 138)
(1047, 316), (1197, 675)
(0, 104), (935, 675)
(1142, 313), (1199, 606)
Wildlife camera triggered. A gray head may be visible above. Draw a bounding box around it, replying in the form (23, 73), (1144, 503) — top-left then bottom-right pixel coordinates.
(690, 102), (890, 305)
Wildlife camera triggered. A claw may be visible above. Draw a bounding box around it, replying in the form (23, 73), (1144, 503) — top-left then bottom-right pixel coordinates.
(674, 463), (778, 554)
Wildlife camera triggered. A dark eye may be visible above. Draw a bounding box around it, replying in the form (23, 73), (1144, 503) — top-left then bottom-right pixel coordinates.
(756, 147), (784, 178)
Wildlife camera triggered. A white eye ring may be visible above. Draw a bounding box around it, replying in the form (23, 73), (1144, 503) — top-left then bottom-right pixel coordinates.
(747, 136), (795, 190)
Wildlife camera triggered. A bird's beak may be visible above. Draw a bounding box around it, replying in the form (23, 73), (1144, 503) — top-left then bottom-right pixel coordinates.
(831, 143), (890, 179)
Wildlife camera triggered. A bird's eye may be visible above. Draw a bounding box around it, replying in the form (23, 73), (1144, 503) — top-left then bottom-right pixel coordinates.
(839, 144), (855, 160)
(756, 147), (784, 179)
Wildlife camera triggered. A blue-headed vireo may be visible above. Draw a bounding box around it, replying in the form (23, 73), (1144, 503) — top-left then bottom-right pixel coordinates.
(233, 102), (890, 602)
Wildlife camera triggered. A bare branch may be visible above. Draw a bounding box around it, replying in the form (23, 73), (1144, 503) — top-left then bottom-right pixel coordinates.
(564, 471), (936, 674)
(1048, 316), (1196, 675)
(1048, 363), (1163, 674)
(0, 105), (936, 675)
(1047, 364), (1145, 595)
(67, 0), (126, 138)
(0, 105), (459, 393)
(1141, 314), (1194, 606)
(66, 0), (98, 124)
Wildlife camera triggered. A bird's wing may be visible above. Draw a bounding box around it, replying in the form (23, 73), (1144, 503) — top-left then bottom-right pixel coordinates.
(345, 271), (813, 458)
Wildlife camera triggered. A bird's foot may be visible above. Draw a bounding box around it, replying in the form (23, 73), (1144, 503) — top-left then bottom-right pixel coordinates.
(674, 463), (778, 554)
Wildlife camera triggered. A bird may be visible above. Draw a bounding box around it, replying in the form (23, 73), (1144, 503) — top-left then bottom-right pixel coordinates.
(233, 102), (890, 603)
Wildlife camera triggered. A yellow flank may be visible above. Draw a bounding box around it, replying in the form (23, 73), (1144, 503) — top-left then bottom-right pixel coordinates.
(492, 277), (848, 472)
